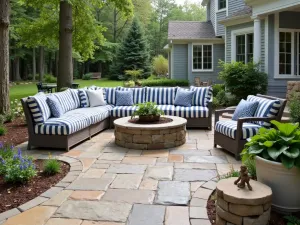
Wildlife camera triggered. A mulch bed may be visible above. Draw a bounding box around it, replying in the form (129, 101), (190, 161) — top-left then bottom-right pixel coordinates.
(0, 159), (70, 213)
(206, 191), (289, 225)
(0, 118), (28, 146)
(128, 117), (173, 125)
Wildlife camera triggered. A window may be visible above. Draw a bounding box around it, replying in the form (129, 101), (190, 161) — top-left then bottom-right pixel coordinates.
(218, 0), (226, 10)
(279, 32), (292, 75)
(193, 44), (213, 71)
(235, 33), (253, 63)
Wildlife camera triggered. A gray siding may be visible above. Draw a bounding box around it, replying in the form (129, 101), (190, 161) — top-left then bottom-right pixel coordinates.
(207, 2), (211, 21)
(225, 22), (254, 62)
(261, 19), (265, 73)
(216, 11), (226, 36)
(171, 44), (188, 80)
(210, 0), (216, 32)
(188, 43), (225, 84)
(228, 0), (246, 16)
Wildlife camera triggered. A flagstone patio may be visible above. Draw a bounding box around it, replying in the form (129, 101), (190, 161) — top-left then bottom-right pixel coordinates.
(1, 127), (241, 225)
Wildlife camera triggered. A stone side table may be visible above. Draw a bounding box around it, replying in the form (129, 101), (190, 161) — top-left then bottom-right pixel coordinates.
(216, 177), (272, 225)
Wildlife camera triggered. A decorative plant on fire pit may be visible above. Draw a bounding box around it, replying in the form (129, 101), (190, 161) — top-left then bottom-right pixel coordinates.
(131, 102), (164, 122)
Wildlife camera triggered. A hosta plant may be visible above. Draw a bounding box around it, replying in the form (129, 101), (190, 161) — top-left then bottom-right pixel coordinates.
(131, 102), (164, 118)
(241, 120), (300, 169)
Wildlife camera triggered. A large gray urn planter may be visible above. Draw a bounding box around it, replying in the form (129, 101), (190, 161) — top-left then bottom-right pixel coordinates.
(256, 156), (300, 213)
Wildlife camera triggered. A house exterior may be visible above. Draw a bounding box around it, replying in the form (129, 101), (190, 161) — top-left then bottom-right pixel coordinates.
(167, 0), (300, 98)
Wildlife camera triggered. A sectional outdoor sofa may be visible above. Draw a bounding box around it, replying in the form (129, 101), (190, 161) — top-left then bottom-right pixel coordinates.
(21, 86), (213, 150)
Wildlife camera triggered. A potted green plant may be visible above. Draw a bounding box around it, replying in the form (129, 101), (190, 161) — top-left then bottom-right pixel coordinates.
(131, 102), (164, 122)
(241, 121), (300, 213)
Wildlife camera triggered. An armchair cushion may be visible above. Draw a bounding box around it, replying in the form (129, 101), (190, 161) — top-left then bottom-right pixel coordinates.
(106, 87), (119, 105)
(247, 95), (281, 127)
(190, 86), (213, 107)
(232, 99), (259, 121)
(27, 92), (51, 123)
(215, 120), (261, 139)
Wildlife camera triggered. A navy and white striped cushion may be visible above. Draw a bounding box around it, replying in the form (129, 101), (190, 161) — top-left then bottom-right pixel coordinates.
(190, 86), (213, 107)
(106, 88), (119, 105)
(27, 92), (51, 123)
(215, 120), (261, 139)
(119, 87), (146, 104)
(111, 106), (138, 117)
(175, 106), (209, 118)
(51, 89), (77, 113)
(78, 88), (90, 108)
(156, 105), (176, 116)
(247, 95), (281, 127)
(69, 89), (80, 108)
(146, 87), (177, 105)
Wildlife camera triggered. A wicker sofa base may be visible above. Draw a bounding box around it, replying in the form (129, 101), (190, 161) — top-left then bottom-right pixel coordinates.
(28, 118), (110, 151)
(214, 131), (246, 160)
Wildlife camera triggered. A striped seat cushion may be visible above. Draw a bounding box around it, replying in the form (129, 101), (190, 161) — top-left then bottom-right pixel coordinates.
(106, 88), (119, 105)
(27, 92), (51, 123)
(111, 106), (138, 117)
(50, 89), (78, 113)
(72, 105), (113, 124)
(156, 105), (176, 116)
(190, 86), (213, 107)
(146, 87), (177, 105)
(175, 106), (209, 118)
(247, 95), (281, 127)
(119, 87), (146, 104)
(215, 120), (261, 140)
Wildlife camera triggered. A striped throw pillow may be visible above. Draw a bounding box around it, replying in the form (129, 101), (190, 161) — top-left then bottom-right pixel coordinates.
(106, 87), (119, 105)
(27, 92), (51, 123)
(247, 95), (281, 127)
(146, 87), (177, 105)
(78, 88), (90, 108)
(190, 86), (213, 107)
(51, 89), (77, 113)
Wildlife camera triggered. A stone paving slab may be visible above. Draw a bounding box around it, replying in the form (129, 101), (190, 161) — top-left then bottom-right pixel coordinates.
(126, 204), (165, 225)
(155, 181), (190, 205)
(45, 218), (82, 225)
(0, 208), (20, 222)
(110, 174), (143, 189)
(174, 169), (218, 181)
(175, 163), (216, 170)
(184, 155), (228, 164)
(190, 207), (209, 219)
(42, 190), (73, 207)
(54, 201), (132, 222)
(69, 191), (105, 201)
(170, 150), (211, 156)
(67, 177), (115, 191)
(18, 196), (49, 212)
(82, 222), (125, 225)
(190, 219), (211, 225)
(122, 157), (156, 165)
(165, 206), (190, 225)
(139, 179), (158, 190)
(102, 189), (155, 204)
(99, 153), (126, 161)
(106, 164), (147, 174)
(82, 169), (106, 178)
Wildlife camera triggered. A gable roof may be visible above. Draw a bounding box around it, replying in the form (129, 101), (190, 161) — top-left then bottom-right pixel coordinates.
(168, 21), (216, 40)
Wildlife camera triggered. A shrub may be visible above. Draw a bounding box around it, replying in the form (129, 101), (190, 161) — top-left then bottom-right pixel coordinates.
(5, 111), (15, 123)
(0, 143), (15, 175)
(43, 74), (57, 83)
(125, 70), (143, 82)
(0, 115), (5, 125)
(124, 80), (135, 88)
(0, 126), (7, 136)
(289, 92), (300, 123)
(82, 73), (92, 80)
(10, 99), (24, 119)
(141, 79), (189, 87)
(152, 55), (168, 76)
(44, 155), (61, 175)
(215, 90), (237, 107)
(212, 84), (225, 97)
(219, 61), (268, 101)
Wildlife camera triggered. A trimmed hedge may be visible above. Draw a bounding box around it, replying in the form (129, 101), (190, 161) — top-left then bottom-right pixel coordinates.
(141, 79), (189, 87)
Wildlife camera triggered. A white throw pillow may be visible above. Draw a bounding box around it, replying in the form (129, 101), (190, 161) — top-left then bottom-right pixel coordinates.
(86, 89), (106, 107)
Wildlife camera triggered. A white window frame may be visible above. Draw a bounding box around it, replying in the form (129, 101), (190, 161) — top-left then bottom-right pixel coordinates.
(274, 13), (300, 79)
(216, 0), (227, 12)
(192, 43), (214, 72)
(231, 27), (254, 62)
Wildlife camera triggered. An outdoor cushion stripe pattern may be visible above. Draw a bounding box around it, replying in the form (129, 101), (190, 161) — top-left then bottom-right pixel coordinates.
(69, 89), (81, 109)
(215, 120), (261, 140)
(146, 87), (177, 105)
(190, 86), (213, 107)
(175, 106), (209, 118)
(78, 88), (90, 108)
(73, 105), (113, 124)
(27, 92), (51, 123)
(156, 105), (176, 116)
(51, 89), (77, 113)
(111, 106), (138, 117)
(247, 95), (281, 127)
(119, 87), (145, 104)
(106, 88), (118, 105)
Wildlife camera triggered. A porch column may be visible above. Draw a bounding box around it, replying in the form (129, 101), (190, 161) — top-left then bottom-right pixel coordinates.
(253, 17), (261, 63)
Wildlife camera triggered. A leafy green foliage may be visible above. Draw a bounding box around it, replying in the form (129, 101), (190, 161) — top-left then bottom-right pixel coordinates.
(5, 111), (15, 123)
(82, 74), (92, 80)
(242, 121), (300, 169)
(10, 99), (24, 119)
(43, 155), (61, 175)
(124, 80), (135, 87)
(243, 158), (256, 178)
(131, 102), (164, 118)
(141, 79), (189, 87)
(284, 215), (300, 225)
(219, 61), (268, 102)
(289, 92), (300, 123)
(110, 18), (151, 80)
(214, 90), (237, 108)
(0, 126), (7, 136)
(43, 74), (57, 83)
(212, 84), (225, 97)
(219, 165), (240, 180)
(125, 69), (143, 82)
(152, 55), (168, 76)
(0, 115), (5, 125)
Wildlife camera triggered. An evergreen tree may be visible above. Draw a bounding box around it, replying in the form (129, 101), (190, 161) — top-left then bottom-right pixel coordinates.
(111, 17), (151, 80)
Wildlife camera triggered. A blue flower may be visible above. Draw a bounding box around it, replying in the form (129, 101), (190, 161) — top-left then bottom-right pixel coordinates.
(17, 149), (22, 157)
(0, 157), (5, 165)
(0, 142), (3, 149)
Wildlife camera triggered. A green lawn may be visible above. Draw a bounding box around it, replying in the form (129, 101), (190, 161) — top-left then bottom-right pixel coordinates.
(10, 78), (123, 100)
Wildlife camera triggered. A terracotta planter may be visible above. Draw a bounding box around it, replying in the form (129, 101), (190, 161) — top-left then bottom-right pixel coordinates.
(255, 156), (300, 213)
(138, 115), (160, 122)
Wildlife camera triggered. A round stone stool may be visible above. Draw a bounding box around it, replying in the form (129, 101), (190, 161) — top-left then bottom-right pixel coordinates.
(216, 177), (272, 225)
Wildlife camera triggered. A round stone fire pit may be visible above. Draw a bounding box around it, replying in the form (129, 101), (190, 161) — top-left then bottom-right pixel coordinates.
(114, 116), (187, 150)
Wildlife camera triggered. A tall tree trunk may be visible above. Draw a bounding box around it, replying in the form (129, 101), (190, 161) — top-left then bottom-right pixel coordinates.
(13, 56), (21, 81)
(0, 0), (10, 114)
(39, 46), (44, 82)
(55, 51), (59, 77)
(58, 0), (73, 90)
(48, 52), (52, 75)
(113, 7), (117, 43)
(32, 48), (36, 81)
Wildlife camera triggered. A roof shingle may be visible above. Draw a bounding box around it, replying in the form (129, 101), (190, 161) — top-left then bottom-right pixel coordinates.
(168, 21), (216, 40)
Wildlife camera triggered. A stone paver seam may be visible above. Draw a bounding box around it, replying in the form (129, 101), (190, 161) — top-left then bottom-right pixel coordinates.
(0, 156), (82, 223)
